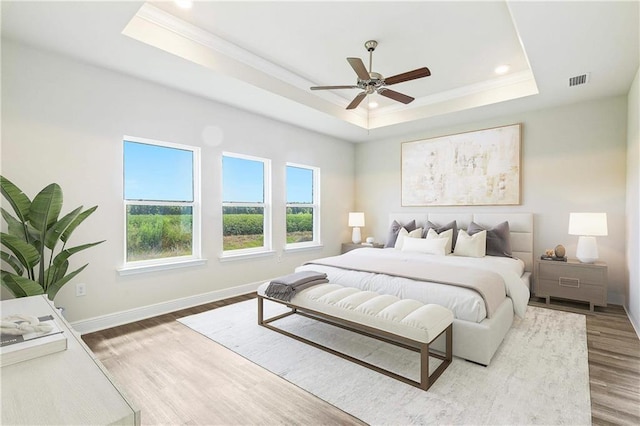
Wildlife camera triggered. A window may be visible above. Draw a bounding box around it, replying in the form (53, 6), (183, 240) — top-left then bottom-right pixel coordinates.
(123, 136), (200, 266)
(222, 153), (271, 255)
(286, 163), (320, 248)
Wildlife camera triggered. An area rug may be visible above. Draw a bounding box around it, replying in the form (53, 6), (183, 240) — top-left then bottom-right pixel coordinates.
(178, 300), (591, 425)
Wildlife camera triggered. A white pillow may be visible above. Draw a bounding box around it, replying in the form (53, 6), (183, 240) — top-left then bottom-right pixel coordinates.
(453, 229), (487, 258)
(426, 228), (453, 254)
(401, 236), (448, 255)
(394, 227), (423, 250)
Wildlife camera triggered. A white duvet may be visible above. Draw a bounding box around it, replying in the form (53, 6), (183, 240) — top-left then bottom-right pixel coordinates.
(296, 248), (530, 323)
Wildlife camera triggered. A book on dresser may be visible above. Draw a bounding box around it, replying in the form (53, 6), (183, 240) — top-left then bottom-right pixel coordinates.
(1, 314), (67, 367)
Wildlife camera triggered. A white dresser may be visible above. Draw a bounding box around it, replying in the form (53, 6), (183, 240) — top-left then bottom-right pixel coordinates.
(1, 295), (140, 425)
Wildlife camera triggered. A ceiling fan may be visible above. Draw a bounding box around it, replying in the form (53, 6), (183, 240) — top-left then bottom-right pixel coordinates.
(310, 40), (431, 110)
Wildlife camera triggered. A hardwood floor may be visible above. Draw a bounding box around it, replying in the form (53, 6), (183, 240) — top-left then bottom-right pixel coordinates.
(82, 294), (365, 425)
(84, 295), (639, 425)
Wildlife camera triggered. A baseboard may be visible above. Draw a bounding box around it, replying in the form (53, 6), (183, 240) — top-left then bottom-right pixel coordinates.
(624, 305), (640, 340)
(70, 281), (262, 335)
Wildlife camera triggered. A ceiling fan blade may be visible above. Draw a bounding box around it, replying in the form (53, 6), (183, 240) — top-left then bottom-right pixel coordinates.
(347, 57), (370, 80)
(310, 85), (359, 90)
(346, 92), (367, 110)
(378, 88), (414, 104)
(384, 67), (431, 86)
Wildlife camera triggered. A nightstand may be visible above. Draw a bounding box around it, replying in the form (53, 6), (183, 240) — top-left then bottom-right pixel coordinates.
(534, 259), (608, 311)
(341, 242), (385, 254)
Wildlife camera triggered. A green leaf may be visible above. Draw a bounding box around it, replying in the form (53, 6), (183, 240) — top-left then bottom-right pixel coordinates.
(0, 175), (31, 223)
(29, 183), (63, 233)
(44, 206), (82, 250)
(1, 271), (43, 297)
(61, 205), (98, 243)
(29, 184), (63, 286)
(45, 260), (69, 288)
(46, 264), (87, 300)
(0, 232), (40, 269)
(1, 250), (24, 275)
(1, 207), (27, 240)
(52, 240), (105, 267)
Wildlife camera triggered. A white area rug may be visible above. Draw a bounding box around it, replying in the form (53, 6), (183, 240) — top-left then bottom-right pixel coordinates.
(179, 300), (591, 425)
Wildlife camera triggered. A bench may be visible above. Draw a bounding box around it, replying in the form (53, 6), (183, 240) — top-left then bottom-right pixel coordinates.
(257, 283), (454, 390)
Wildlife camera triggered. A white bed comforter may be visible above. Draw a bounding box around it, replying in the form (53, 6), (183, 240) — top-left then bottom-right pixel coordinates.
(296, 248), (529, 323)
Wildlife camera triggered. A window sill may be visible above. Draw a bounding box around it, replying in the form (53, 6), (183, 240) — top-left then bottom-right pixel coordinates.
(219, 250), (276, 262)
(117, 258), (207, 276)
(284, 243), (324, 253)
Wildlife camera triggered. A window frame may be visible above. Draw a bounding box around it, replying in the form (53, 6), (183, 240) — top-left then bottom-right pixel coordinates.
(120, 135), (202, 272)
(221, 152), (272, 258)
(285, 162), (321, 250)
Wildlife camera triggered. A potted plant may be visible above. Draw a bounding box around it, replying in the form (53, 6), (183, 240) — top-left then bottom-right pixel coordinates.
(1, 176), (104, 300)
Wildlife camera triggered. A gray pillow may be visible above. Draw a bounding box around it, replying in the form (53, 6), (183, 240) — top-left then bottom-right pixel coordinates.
(467, 221), (512, 257)
(423, 220), (458, 252)
(385, 220), (416, 248)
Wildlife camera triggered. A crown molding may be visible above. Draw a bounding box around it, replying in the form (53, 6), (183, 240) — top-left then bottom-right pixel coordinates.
(135, 3), (359, 113)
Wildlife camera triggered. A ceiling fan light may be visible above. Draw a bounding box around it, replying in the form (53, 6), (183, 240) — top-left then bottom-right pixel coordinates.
(495, 64), (510, 75)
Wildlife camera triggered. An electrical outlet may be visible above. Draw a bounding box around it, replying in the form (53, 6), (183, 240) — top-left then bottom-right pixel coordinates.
(75, 283), (87, 297)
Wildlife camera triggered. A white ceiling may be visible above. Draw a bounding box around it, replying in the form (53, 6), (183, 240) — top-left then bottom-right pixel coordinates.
(2, 1), (638, 143)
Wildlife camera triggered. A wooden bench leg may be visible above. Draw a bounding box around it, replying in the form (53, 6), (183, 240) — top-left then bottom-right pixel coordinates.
(420, 342), (430, 390)
(420, 324), (453, 390)
(257, 296), (264, 325)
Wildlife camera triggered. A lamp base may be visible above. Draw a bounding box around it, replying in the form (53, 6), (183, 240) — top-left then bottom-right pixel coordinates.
(576, 236), (599, 263)
(351, 227), (362, 244)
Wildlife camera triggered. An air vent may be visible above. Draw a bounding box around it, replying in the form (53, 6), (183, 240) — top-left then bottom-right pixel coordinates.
(569, 73), (590, 87)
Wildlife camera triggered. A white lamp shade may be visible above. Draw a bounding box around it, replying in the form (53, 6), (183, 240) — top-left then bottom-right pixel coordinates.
(568, 213), (608, 236)
(348, 212), (365, 227)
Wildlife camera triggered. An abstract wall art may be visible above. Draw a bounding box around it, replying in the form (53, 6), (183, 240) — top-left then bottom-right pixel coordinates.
(401, 124), (521, 206)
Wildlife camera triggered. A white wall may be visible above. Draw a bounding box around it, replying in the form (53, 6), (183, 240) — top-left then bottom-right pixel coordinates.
(627, 67), (640, 335)
(356, 96), (628, 304)
(1, 41), (355, 325)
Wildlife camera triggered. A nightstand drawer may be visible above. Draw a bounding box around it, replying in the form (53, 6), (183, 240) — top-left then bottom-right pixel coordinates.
(536, 278), (606, 306)
(537, 262), (606, 284)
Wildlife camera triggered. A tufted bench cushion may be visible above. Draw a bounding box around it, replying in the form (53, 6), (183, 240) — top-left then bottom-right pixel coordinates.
(257, 282), (454, 390)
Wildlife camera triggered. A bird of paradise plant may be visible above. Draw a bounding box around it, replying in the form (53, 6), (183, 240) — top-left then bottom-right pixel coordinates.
(1, 175), (104, 300)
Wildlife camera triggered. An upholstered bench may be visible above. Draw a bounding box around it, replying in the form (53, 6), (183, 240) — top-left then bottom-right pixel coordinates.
(257, 282), (454, 390)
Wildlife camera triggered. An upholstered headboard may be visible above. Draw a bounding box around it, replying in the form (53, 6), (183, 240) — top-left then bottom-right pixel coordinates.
(388, 213), (534, 272)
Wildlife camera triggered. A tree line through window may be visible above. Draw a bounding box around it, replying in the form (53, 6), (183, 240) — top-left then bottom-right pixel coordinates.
(123, 137), (319, 266)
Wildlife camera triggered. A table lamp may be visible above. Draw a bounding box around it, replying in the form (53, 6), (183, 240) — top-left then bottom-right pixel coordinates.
(568, 212), (608, 263)
(348, 212), (365, 244)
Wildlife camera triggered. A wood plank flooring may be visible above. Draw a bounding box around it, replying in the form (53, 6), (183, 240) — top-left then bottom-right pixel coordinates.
(84, 295), (639, 425)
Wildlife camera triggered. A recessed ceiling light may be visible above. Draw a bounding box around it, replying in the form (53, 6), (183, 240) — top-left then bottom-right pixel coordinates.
(368, 101), (379, 109)
(495, 64), (510, 75)
(175, 0), (193, 9)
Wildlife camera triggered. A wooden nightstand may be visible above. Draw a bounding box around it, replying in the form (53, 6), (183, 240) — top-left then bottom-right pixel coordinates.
(534, 259), (608, 311)
(341, 242), (385, 254)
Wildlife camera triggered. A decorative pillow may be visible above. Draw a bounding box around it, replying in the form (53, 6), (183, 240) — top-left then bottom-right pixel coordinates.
(385, 220), (417, 248)
(394, 227), (423, 250)
(467, 221), (512, 257)
(401, 236), (448, 256)
(425, 228), (453, 254)
(453, 230), (487, 258)
(423, 220), (458, 251)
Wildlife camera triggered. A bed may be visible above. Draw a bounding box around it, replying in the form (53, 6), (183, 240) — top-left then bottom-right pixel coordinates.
(295, 213), (533, 365)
